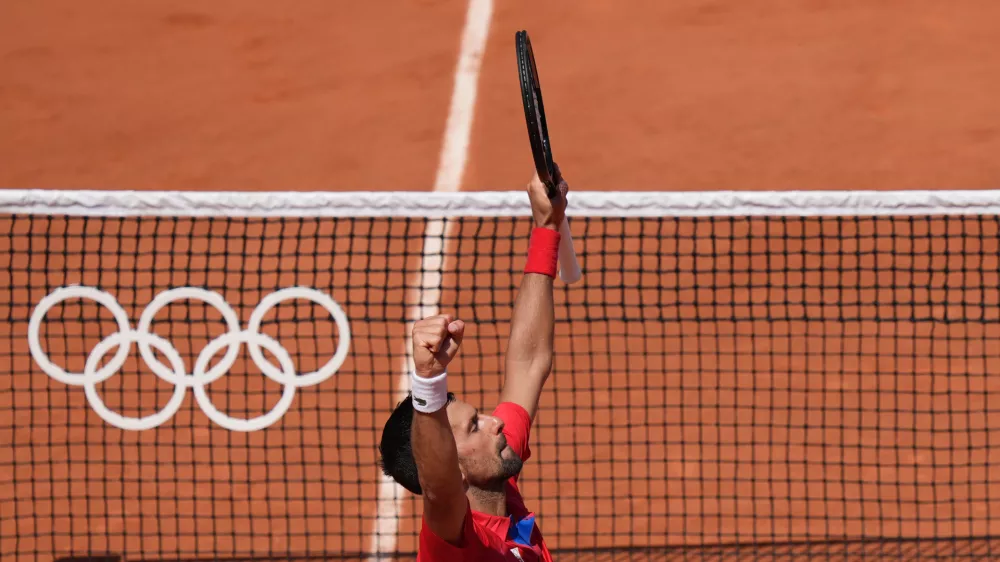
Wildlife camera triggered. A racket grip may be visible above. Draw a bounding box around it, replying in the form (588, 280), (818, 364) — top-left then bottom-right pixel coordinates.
(558, 218), (582, 284)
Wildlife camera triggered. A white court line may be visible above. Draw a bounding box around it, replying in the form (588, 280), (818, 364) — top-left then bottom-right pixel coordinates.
(368, 0), (493, 558)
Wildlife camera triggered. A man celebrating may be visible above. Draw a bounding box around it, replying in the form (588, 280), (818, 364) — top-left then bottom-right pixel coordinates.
(378, 167), (568, 561)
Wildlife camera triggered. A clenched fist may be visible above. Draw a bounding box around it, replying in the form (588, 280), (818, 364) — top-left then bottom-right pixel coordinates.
(412, 315), (465, 379)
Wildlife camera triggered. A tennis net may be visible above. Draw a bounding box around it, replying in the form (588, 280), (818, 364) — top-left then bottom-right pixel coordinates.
(3, 189), (1000, 561)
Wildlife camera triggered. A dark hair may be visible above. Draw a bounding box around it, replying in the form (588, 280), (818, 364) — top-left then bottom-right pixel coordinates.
(378, 392), (457, 495)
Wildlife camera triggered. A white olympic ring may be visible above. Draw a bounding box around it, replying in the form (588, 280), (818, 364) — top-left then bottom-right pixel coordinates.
(28, 285), (351, 432)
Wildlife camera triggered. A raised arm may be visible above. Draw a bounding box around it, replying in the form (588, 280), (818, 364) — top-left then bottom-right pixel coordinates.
(500, 167), (569, 422)
(410, 315), (468, 544)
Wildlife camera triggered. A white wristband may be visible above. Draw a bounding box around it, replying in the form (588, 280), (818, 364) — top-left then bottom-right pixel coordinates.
(410, 371), (449, 413)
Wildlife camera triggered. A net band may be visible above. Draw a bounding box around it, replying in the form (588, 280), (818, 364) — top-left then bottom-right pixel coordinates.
(6, 188), (1000, 217)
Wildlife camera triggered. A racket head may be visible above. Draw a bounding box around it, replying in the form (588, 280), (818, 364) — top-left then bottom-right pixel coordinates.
(516, 30), (557, 198)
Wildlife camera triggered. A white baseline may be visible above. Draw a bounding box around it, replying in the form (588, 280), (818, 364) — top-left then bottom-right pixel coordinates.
(368, 0), (493, 559)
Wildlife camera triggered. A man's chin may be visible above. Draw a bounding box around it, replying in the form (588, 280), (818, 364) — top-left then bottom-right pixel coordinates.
(498, 450), (524, 480)
(500, 445), (522, 462)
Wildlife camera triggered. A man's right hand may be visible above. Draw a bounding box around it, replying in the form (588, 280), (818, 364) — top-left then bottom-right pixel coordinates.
(412, 315), (465, 379)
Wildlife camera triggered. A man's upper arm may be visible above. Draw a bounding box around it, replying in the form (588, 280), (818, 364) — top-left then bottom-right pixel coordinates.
(498, 369), (549, 423)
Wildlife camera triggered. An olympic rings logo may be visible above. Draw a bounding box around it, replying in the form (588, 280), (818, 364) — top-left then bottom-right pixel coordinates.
(28, 285), (351, 432)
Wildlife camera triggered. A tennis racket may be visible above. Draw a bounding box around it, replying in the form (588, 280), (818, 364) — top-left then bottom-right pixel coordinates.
(515, 30), (581, 285)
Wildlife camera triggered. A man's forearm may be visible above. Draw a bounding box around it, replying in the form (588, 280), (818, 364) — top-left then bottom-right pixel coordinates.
(505, 272), (555, 383)
(411, 407), (467, 544)
(411, 409), (464, 502)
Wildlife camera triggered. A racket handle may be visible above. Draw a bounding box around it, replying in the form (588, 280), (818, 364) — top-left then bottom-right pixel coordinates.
(558, 218), (582, 284)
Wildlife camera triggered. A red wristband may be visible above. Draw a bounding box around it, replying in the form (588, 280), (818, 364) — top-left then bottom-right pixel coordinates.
(524, 227), (561, 277)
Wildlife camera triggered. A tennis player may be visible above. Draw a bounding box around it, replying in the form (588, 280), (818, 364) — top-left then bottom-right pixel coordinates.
(378, 167), (568, 561)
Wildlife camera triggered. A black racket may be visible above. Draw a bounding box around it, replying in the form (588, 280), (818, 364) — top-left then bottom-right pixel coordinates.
(516, 30), (557, 198)
(514, 30), (581, 284)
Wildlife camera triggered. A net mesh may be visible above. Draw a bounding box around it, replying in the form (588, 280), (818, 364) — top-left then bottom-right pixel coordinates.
(3, 193), (1000, 561)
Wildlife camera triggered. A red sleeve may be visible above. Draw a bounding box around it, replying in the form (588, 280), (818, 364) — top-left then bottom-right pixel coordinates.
(417, 502), (479, 561)
(492, 402), (532, 463)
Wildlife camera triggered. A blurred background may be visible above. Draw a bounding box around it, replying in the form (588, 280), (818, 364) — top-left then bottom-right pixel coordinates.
(2, 0), (999, 194)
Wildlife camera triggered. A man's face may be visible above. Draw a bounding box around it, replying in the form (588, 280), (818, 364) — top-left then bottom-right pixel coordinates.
(446, 399), (523, 488)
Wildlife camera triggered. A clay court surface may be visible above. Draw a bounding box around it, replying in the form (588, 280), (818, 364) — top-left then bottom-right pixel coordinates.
(4, 1), (1000, 561)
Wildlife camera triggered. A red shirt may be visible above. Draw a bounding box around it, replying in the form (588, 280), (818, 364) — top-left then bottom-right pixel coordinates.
(417, 402), (553, 562)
